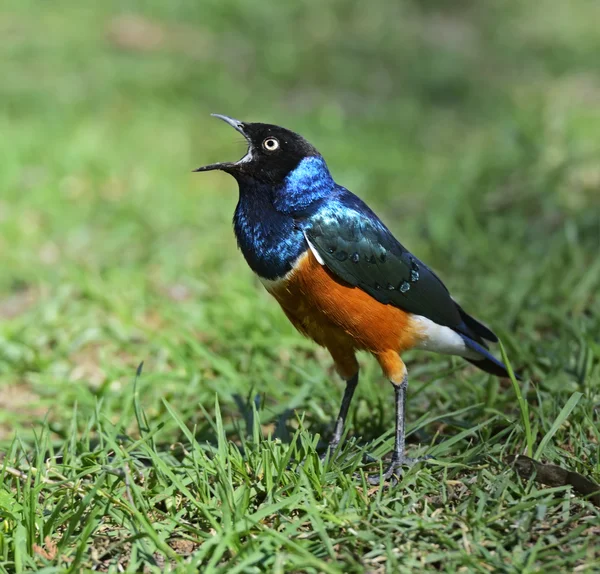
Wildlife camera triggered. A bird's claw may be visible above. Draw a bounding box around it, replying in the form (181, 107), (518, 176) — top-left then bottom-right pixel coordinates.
(366, 454), (434, 486)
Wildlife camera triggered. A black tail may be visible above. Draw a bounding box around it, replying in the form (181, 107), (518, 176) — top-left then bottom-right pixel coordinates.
(456, 304), (498, 345)
(461, 335), (521, 380)
(465, 357), (521, 379)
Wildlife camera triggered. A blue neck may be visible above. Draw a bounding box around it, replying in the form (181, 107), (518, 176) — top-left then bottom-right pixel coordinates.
(232, 156), (335, 280)
(272, 156), (335, 214)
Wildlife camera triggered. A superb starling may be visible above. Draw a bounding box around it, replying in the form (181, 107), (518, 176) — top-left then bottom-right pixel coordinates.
(196, 114), (515, 483)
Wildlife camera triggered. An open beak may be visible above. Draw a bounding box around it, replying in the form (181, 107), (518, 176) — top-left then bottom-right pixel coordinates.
(193, 114), (251, 173)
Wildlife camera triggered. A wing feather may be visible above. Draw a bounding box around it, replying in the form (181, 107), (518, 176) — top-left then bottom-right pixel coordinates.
(302, 199), (484, 341)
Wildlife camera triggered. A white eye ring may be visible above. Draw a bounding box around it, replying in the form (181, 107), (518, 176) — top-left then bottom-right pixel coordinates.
(263, 137), (279, 151)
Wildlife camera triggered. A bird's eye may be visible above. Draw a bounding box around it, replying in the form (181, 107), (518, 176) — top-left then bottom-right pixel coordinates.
(262, 137), (280, 151)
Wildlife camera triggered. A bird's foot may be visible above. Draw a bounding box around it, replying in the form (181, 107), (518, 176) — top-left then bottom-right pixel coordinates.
(367, 454), (434, 486)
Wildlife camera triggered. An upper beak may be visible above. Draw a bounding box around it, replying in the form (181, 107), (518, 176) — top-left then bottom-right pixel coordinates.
(193, 114), (249, 173)
(210, 114), (247, 136)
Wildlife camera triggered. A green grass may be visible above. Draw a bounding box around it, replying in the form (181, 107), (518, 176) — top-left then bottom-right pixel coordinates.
(1, 0), (599, 571)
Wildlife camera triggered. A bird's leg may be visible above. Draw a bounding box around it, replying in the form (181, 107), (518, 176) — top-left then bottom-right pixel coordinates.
(368, 373), (408, 485)
(367, 372), (433, 484)
(321, 372), (359, 460)
(330, 373), (359, 450)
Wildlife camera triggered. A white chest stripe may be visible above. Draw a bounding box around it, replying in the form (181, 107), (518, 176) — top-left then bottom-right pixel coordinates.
(258, 251), (308, 292)
(259, 234), (323, 292)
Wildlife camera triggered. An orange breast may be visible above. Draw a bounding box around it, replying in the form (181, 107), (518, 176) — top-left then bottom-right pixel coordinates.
(264, 251), (421, 359)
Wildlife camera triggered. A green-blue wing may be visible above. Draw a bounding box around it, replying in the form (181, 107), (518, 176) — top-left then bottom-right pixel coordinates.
(303, 204), (494, 343)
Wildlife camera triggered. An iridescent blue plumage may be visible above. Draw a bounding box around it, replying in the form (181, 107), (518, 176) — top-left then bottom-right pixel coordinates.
(233, 178), (304, 280)
(273, 156), (335, 214)
(233, 156), (335, 280)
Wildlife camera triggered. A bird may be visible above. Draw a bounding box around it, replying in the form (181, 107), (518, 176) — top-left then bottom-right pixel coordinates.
(195, 114), (518, 484)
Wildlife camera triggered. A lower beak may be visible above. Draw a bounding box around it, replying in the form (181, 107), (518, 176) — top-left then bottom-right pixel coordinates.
(193, 162), (234, 173)
(194, 114), (250, 173)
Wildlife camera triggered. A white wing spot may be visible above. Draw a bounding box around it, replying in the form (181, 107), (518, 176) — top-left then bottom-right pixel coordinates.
(303, 232), (325, 265)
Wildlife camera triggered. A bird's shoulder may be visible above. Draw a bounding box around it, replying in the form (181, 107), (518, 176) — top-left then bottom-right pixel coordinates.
(301, 186), (412, 268)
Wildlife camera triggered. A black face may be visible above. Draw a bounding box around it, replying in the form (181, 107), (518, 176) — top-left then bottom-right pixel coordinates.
(195, 114), (319, 185)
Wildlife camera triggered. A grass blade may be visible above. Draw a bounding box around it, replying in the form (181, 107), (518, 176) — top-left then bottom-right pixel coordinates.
(534, 392), (583, 459)
(500, 340), (533, 457)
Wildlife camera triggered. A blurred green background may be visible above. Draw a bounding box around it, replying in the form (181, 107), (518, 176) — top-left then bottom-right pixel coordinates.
(0, 0), (599, 569)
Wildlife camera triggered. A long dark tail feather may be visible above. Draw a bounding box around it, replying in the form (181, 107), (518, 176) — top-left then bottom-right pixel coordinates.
(465, 357), (521, 379)
(461, 335), (522, 380)
(456, 304), (498, 344)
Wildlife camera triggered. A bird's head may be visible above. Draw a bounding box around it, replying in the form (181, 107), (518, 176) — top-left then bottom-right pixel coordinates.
(195, 114), (323, 186)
